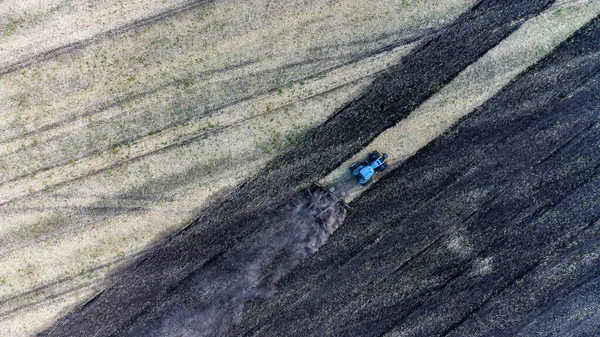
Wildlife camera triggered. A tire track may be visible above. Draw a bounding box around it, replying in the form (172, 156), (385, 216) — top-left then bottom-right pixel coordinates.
(0, 78), (372, 272)
(0, 55), (336, 155)
(0, 40), (420, 205)
(0, 59), (257, 147)
(0, 2), (483, 335)
(0, 39), (412, 330)
(0, 151), (242, 258)
(0, 0), (212, 77)
(41, 0), (561, 335)
(0, 249), (149, 321)
(0, 205), (145, 258)
(0, 77), (370, 207)
(0, 27), (431, 150)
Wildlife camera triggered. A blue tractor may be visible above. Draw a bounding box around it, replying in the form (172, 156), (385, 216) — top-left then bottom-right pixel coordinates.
(350, 150), (389, 185)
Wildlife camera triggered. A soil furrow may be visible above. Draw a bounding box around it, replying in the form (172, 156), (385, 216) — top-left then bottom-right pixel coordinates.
(41, 1), (559, 336)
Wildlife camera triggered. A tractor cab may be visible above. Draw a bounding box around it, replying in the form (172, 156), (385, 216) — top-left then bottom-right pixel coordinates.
(350, 151), (389, 185)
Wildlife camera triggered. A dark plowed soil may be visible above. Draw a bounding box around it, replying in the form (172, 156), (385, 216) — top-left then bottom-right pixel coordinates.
(42, 1), (600, 336)
(232, 15), (600, 337)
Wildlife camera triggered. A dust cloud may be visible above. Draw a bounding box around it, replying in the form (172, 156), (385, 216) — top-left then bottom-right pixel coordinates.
(143, 187), (346, 337)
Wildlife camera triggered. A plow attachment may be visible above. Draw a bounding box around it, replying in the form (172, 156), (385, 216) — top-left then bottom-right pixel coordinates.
(291, 182), (350, 227)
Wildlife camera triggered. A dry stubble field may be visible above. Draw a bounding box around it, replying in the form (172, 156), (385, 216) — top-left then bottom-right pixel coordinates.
(0, 0), (478, 335)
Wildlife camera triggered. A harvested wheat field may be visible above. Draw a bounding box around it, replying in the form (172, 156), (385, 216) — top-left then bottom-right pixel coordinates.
(1, 0), (600, 336)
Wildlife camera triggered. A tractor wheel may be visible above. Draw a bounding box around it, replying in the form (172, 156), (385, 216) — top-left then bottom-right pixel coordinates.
(360, 178), (372, 186)
(350, 162), (360, 171)
(375, 163), (388, 172)
(369, 151), (381, 161)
